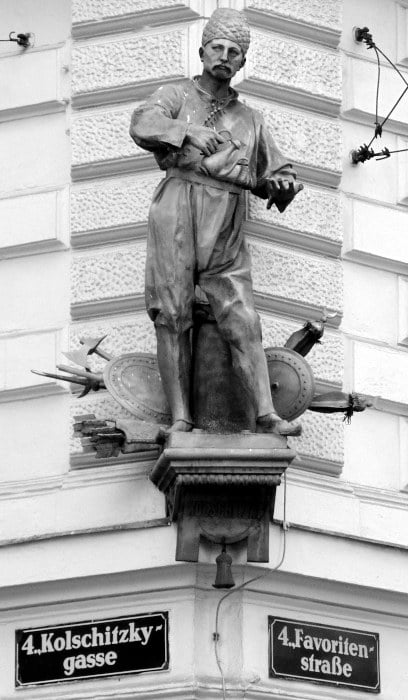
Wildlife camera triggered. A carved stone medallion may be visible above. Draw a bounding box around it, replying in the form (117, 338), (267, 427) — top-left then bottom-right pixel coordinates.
(103, 353), (171, 424)
(265, 347), (315, 421)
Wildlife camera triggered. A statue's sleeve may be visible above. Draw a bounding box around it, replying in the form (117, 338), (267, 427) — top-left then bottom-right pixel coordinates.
(251, 114), (297, 213)
(130, 83), (188, 152)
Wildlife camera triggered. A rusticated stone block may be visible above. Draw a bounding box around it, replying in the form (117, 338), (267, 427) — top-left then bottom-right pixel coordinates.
(245, 98), (342, 172)
(289, 411), (344, 464)
(71, 174), (162, 233)
(72, 107), (143, 166)
(247, 0), (341, 30)
(72, 29), (186, 95)
(71, 241), (342, 312)
(250, 241), (343, 311)
(71, 243), (146, 304)
(260, 315), (343, 386)
(248, 186), (342, 243)
(248, 31), (341, 102)
(73, 0), (181, 23)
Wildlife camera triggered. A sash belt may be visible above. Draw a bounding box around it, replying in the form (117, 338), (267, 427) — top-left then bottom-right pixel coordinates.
(166, 167), (242, 194)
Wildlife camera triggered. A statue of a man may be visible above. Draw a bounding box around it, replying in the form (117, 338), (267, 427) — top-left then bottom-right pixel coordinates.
(130, 8), (303, 434)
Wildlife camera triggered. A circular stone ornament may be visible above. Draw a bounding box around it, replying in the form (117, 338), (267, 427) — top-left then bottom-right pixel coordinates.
(103, 353), (171, 424)
(265, 347), (315, 421)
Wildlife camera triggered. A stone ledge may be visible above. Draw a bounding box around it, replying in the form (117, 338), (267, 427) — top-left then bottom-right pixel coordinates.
(343, 250), (408, 276)
(70, 292), (342, 328)
(71, 223), (147, 250)
(0, 383), (67, 404)
(71, 295), (146, 321)
(73, 4), (197, 39)
(292, 454), (342, 477)
(0, 517), (170, 549)
(0, 238), (69, 260)
(239, 79), (341, 118)
(245, 7), (341, 49)
(72, 77), (187, 111)
(245, 221), (341, 259)
(246, 0), (341, 30)
(70, 451), (156, 470)
(0, 100), (68, 124)
(72, 155), (154, 181)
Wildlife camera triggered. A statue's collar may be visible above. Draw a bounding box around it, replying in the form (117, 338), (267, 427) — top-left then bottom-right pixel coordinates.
(192, 76), (238, 105)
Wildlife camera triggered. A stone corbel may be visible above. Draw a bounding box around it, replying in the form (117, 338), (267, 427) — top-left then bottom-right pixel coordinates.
(150, 431), (296, 563)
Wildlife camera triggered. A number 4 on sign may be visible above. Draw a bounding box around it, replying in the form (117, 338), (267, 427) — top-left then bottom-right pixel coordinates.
(20, 635), (35, 655)
(277, 626), (289, 645)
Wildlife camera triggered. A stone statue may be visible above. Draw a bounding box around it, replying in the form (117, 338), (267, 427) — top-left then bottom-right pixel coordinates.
(129, 8), (303, 435)
(32, 10), (372, 454)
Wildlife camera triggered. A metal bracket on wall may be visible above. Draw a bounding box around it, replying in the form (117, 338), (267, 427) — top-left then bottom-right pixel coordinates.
(0, 32), (34, 48)
(351, 26), (408, 164)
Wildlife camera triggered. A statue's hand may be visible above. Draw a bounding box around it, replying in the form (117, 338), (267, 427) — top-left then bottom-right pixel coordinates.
(266, 178), (304, 210)
(185, 125), (227, 156)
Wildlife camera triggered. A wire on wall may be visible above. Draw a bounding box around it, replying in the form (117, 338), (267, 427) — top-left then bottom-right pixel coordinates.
(351, 27), (408, 164)
(213, 472), (289, 699)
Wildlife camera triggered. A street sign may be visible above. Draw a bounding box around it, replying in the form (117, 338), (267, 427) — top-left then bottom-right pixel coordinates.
(16, 612), (168, 686)
(269, 617), (380, 693)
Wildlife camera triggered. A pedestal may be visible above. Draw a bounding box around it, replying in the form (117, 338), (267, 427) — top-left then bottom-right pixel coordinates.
(150, 431), (296, 562)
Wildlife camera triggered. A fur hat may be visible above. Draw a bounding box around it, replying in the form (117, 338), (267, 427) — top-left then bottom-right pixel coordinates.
(202, 8), (250, 55)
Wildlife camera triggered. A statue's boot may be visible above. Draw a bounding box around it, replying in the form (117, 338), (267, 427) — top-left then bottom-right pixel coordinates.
(256, 413), (302, 437)
(156, 326), (193, 433)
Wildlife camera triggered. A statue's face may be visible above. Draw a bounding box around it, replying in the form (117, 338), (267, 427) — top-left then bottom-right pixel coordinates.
(200, 38), (245, 80)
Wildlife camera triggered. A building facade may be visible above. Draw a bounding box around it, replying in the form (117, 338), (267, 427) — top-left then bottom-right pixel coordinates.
(1, 0), (408, 697)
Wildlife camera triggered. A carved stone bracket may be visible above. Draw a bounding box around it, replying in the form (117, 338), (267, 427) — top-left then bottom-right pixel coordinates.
(150, 431), (296, 563)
